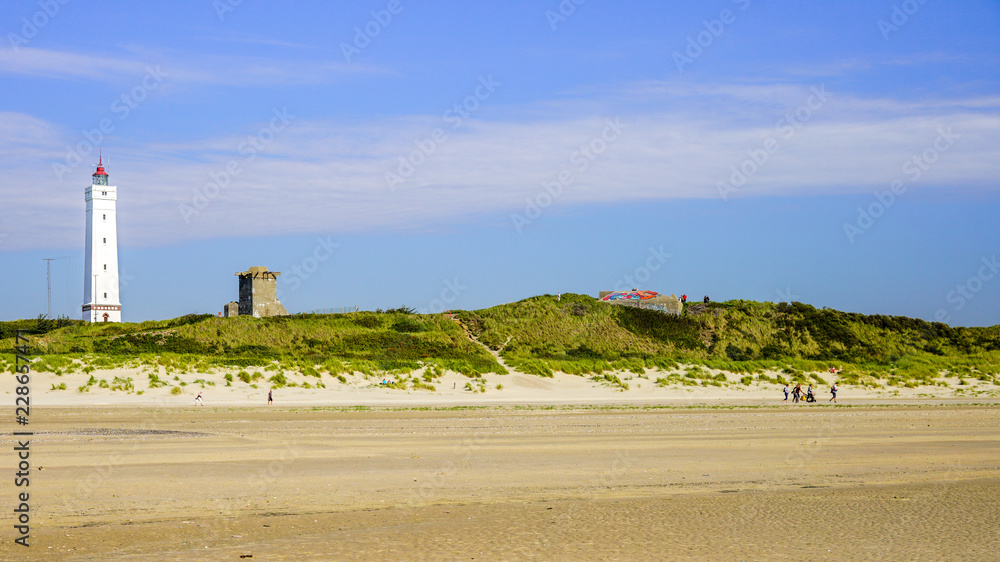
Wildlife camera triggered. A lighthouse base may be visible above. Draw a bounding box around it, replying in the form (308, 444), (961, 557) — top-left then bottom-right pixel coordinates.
(82, 304), (122, 323)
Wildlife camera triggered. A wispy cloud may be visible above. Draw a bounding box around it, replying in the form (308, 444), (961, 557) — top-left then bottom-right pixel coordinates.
(0, 48), (143, 81)
(2, 86), (998, 250)
(198, 29), (318, 50)
(0, 47), (381, 85)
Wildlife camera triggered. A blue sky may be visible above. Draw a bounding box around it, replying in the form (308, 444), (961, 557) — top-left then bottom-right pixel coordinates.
(2, 0), (999, 326)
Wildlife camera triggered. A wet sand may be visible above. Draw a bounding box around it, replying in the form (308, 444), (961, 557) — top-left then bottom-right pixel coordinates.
(2, 405), (998, 560)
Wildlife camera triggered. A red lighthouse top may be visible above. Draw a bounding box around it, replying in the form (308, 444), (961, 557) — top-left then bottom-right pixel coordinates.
(93, 152), (108, 177)
(92, 152), (109, 187)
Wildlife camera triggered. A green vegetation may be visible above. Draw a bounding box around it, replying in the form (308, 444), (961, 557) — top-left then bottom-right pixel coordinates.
(590, 373), (629, 391)
(456, 294), (1000, 388)
(148, 373), (168, 388)
(110, 376), (134, 392)
(3, 295), (998, 391)
(1, 312), (503, 380)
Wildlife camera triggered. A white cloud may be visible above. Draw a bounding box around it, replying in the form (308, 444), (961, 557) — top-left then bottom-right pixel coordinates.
(0, 47), (380, 85)
(2, 87), (998, 250)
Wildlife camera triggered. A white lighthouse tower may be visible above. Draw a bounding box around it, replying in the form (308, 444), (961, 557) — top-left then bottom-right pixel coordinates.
(82, 154), (122, 322)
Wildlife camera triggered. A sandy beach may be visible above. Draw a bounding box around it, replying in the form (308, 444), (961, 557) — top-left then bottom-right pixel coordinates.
(10, 360), (1000, 408)
(1, 395), (998, 559)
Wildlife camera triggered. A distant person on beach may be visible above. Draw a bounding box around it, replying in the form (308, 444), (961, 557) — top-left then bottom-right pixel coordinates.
(783, 385), (789, 401)
(792, 384), (801, 403)
(806, 384), (815, 402)
(267, 390), (273, 405)
(195, 392), (203, 406)
(830, 383), (838, 403)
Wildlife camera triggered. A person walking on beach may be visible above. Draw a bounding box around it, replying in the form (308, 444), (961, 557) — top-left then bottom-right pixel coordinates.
(783, 384), (789, 402)
(792, 384), (801, 403)
(267, 389), (273, 405)
(830, 382), (838, 403)
(195, 392), (203, 406)
(806, 384), (815, 403)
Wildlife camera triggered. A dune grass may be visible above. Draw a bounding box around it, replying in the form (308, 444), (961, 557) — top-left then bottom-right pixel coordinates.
(3, 295), (998, 389)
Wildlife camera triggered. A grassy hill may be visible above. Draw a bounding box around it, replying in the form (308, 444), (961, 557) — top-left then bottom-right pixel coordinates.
(0, 312), (505, 380)
(455, 294), (1000, 385)
(3, 294), (999, 389)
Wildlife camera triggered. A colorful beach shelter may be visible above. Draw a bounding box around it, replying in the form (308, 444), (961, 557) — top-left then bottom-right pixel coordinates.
(601, 290), (660, 301)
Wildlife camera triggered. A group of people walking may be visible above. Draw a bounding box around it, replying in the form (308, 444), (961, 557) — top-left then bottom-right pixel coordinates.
(784, 382), (837, 403)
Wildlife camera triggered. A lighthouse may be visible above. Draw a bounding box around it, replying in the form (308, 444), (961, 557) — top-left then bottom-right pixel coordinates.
(82, 154), (122, 322)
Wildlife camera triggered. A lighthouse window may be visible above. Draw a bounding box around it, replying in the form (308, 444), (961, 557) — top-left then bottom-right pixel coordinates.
(104, 264), (107, 271)
(102, 237), (106, 244)
(104, 292), (107, 299)
(102, 191), (107, 196)
(102, 214), (106, 221)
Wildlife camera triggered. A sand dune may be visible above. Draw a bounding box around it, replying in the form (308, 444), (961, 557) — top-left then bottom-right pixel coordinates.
(10, 362), (1000, 408)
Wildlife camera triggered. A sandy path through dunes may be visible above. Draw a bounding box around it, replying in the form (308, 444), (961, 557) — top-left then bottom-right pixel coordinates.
(1, 405), (998, 559)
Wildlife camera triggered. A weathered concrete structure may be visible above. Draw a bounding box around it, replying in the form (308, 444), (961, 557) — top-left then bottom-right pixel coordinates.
(223, 301), (239, 318)
(227, 266), (288, 318)
(598, 290), (683, 315)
